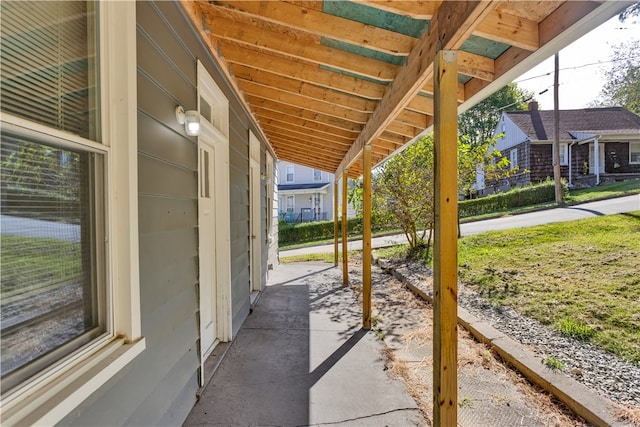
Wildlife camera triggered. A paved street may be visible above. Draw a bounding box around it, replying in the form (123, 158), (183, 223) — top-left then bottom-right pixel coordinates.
(281, 194), (640, 256)
(1, 215), (80, 242)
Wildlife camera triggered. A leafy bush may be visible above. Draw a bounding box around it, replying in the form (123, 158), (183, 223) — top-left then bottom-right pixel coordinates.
(279, 218), (363, 246)
(459, 179), (567, 218)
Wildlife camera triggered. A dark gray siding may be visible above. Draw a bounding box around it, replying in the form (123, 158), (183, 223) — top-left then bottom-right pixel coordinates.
(59, 1), (267, 425)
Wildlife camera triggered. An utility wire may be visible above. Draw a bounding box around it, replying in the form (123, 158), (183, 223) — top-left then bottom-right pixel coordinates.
(514, 55), (640, 84)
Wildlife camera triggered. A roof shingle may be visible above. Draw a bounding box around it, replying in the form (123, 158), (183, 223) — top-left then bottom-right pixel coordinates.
(505, 107), (640, 141)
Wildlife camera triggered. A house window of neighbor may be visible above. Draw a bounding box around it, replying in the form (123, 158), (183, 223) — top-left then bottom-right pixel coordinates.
(286, 196), (295, 213)
(1, 1), (143, 424)
(509, 148), (518, 169)
(630, 142), (640, 164)
(313, 169), (322, 181)
(559, 143), (568, 166)
(286, 165), (294, 182)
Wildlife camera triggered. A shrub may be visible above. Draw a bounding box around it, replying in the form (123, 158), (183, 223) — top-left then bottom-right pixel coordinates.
(459, 179), (567, 218)
(279, 218), (363, 246)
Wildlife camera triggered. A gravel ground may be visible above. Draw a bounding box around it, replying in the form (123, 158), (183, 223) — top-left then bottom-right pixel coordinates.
(378, 259), (640, 410)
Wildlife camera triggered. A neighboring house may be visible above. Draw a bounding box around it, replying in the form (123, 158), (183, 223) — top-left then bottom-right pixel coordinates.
(277, 161), (335, 222)
(0, 2), (277, 426)
(479, 103), (640, 193)
(276, 161), (359, 223)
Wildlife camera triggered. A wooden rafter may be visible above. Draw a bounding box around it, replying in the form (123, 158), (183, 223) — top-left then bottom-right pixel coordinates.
(201, 5), (399, 81)
(336, 1), (497, 176)
(185, 0), (631, 176)
(210, 0), (416, 55)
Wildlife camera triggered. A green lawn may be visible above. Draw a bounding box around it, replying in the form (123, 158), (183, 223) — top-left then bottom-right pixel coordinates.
(458, 211), (640, 364)
(566, 179), (640, 203)
(1, 236), (81, 301)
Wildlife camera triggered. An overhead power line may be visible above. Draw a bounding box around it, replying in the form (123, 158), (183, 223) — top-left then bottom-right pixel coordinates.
(514, 55), (640, 84)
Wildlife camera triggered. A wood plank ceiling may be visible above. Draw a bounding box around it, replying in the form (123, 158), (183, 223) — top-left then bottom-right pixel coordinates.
(181, 0), (631, 178)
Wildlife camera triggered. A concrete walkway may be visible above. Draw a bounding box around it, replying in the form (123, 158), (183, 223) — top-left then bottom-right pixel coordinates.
(184, 262), (425, 426)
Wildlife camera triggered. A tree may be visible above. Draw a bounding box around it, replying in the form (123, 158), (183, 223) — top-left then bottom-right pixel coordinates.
(618, 1), (640, 22)
(349, 135), (435, 253)
(349, 133), (516, 256)
(458, 83), (534, 148)
(596, 39), (640, 115)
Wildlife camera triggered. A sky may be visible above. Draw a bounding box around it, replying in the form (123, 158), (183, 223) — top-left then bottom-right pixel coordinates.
(513, 12), (640, 110)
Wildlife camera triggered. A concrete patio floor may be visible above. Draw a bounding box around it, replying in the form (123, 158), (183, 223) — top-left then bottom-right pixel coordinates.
(184, 260), (618, 426)
(184, 262), (424, 426)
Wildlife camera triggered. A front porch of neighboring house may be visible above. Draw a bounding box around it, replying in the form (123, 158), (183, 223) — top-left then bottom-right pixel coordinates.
(568, 135), (640, 188)
(279, 183), (332, 223)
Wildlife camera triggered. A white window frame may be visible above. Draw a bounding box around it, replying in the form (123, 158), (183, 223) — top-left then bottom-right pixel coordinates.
(1, 3), (144, 426)
(286, 165), (294, 182)
(630, 142), (640, 164)
(313, 169), (322, 181)
(287, 195), (295, 213)
(559, 143), (568, 166)
(509, 148), (518, 170)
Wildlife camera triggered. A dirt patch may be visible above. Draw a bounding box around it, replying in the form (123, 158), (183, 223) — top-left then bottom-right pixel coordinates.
(347, 255), (590, 426)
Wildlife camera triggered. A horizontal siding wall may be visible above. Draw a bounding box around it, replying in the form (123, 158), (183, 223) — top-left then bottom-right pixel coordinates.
(59, 1), (268, 425)
(229, 105), (251, 336)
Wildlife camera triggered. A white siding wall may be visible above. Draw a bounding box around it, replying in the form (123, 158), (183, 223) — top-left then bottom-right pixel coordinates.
(276, 161), (336, 220)
(494, 114), (530, 153)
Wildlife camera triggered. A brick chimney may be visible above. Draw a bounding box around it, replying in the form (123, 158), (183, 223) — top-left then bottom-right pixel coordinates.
(528, 101), (539, 111)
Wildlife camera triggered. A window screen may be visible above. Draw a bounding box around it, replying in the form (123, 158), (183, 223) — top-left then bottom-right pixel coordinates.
(1, 134), (105, 391)
(0, 1), (98, 140)
(0, 0), (104, 392)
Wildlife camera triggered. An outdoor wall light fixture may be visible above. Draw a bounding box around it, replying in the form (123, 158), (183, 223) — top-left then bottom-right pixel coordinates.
(175, 105), (201, 136)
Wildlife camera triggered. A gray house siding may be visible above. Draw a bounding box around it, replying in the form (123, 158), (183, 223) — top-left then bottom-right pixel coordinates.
(229, 106), (251, 337)
(58, 1), (269, 425)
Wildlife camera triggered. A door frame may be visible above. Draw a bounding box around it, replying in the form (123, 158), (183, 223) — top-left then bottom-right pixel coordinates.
(197, 60), (232, 383)
(249, 131), (262, 294)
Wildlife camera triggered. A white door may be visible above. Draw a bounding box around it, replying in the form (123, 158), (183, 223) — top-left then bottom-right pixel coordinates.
(198, 142), (217, 359)
(197, 60), (232, 386)
(249, 132), (261, 294)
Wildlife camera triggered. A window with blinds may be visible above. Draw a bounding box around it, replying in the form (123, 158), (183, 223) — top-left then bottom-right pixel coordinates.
(0, 1), (105, 393)
(0, 1), (98, 140)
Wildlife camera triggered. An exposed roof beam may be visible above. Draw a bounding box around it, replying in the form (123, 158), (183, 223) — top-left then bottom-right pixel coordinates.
(201, 5), (398, 81)
(355, 1), (539, 50)
(385, 121), (421, 139)
(475, 10), (539, 51)
(218, 41), (388, 99)
(458, 51), (494, 82)
(461, 1), (631, 113)
(240, 81), (372, 123)
(210, 0), (416, 56)
(337, 0), (497, 176)
(272, 150), (340, 172)
(269, 137), (348, 160)
(235, 71), (379, 114)
(218, 39), (467, 105)
(261, 121), (354, 146)
(396, 109), (429, 129)
(248, 97), (365, 132)
(254, 109), (360, 139)
(352, 1), (440, 20)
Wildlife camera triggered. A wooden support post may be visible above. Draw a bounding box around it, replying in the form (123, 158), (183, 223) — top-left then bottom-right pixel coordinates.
(334, 180), (339, 267)
(433, 49), (458, 427)
(362, 144), (372, 329)
(341, 171), (348, 285)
